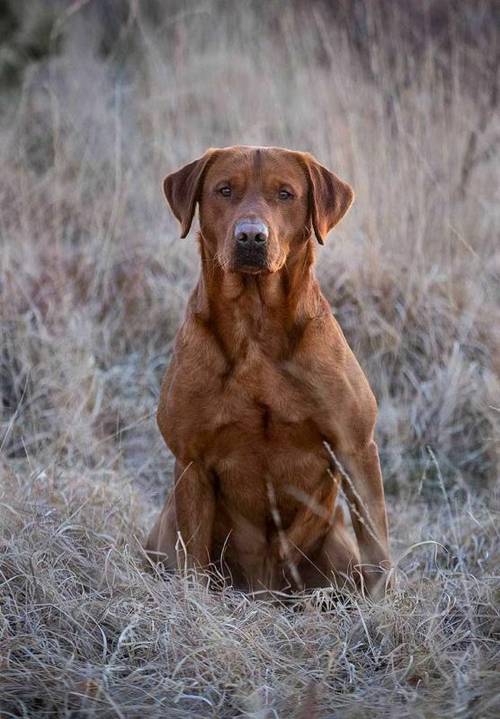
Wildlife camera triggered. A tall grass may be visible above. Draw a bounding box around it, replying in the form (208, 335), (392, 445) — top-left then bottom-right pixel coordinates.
(0, 1), (499, 716)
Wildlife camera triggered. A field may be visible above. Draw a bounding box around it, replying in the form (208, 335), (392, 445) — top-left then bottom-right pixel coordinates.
(0, 1), (499, 716)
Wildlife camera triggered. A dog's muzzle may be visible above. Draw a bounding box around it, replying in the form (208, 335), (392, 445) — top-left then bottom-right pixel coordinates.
(233, 219), (268, 271)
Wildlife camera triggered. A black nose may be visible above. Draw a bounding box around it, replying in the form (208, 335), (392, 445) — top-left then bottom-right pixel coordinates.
(234, 220), (269, 247)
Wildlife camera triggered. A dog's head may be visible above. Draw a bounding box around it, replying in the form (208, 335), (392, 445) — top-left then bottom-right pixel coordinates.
(163, 145), (353, 275)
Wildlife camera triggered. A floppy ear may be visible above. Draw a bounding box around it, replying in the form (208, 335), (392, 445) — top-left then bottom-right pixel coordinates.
(301, 153), (354, 245)
(163, 150), (216, 238)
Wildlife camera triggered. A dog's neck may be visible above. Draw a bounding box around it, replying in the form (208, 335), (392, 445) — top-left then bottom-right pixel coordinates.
(190, 235), (323, 359)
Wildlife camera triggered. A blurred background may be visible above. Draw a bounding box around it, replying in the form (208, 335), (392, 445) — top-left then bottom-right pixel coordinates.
(1, 0), (499, 499)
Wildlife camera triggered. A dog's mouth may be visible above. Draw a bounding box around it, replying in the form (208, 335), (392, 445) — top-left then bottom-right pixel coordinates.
(233, 241), (268, 270)
(229, 249), (285, 276)
(232, 264), (270, 275)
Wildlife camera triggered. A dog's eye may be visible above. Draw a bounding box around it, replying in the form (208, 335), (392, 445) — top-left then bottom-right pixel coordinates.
(278, 189), (294, 201)
(218, 186), (232, 198)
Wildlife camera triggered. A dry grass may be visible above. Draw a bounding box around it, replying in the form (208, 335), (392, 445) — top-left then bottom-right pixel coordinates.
(1, 464), (499, 717)
(0, 1), (499, 716)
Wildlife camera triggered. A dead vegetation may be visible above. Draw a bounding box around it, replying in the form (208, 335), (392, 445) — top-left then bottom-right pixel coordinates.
(0, 1), (499, 716)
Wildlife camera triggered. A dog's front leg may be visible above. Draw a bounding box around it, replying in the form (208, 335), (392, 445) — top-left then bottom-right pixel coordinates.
(328, 439), (391, 597)
(145, 459), (215, 573)
(271, 480), (337, 577)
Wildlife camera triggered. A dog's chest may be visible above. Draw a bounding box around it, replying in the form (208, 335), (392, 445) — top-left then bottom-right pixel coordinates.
(215, 343), (308, 427)
(180, 339), (324, 466)
(160, 316), (330, 467)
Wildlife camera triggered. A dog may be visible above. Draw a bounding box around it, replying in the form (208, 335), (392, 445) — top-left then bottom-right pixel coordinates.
(145, 145), (391, 597)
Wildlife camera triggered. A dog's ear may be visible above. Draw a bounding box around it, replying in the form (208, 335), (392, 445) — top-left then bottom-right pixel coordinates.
(163, 150), (216, 238)
(300, 153), (354, 245)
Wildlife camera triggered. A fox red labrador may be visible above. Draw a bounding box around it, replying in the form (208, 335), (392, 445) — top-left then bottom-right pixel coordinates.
(146, 145), (391, 596)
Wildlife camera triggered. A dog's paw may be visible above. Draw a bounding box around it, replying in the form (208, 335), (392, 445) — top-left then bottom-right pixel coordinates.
(362, 561), (394, 599)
